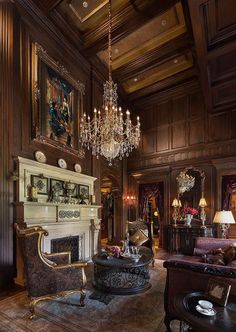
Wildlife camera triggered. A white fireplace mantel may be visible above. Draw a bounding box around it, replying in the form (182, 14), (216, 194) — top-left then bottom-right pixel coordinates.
(15, 157), (101, 285)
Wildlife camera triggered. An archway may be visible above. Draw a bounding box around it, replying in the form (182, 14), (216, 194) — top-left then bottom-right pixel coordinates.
(100, 174), (122, 244)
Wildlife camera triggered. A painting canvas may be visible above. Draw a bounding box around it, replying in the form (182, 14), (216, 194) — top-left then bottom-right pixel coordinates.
(43, 66), (74, 148)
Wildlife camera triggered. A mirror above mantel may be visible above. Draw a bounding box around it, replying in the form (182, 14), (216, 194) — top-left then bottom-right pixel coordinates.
(172, 166), (207, 227)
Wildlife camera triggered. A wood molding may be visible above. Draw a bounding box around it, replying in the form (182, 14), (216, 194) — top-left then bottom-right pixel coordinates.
(130, 78), (200, 109)
(127, 140), (236, 171)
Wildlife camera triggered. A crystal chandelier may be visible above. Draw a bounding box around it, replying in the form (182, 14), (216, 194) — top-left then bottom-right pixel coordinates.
(80, 0), (141, 165)
(176, 171), (195, 194)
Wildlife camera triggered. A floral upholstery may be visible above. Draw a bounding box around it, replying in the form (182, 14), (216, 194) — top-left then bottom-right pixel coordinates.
(16, 225), (87, 318)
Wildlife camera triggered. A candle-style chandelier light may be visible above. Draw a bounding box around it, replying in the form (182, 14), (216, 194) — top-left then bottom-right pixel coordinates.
(80, 0), (141, 165)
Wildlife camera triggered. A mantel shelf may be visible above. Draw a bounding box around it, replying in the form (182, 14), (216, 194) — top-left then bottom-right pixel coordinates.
(14, 201), (100, 209)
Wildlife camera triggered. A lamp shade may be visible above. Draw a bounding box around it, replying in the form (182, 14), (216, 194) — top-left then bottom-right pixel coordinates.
(213, 211), (235, 224)
(199, 197), (207, 207)
(172, 198), (179, 207)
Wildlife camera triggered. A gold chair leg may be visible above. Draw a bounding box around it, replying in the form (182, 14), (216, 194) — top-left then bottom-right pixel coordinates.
(80, 289), (86, 307)
(29, 300), (36, 320)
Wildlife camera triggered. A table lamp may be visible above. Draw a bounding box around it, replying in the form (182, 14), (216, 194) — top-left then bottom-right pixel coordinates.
(199, 197), (207, 228)
(172, 198), (181, 227)
(213, 211), (235, 238)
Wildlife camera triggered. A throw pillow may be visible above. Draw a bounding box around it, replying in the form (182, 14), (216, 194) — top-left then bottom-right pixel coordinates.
(129, 229), (148, 246)
(203, 253), (225, 266)
(224, 244), (236, 264)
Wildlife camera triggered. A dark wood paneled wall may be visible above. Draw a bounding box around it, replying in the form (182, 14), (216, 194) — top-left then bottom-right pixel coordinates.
(0, 1), (16, 286)
(129, 84), (236, 171)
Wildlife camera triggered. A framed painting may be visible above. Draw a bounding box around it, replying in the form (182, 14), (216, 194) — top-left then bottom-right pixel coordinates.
(31, 43), (85, 157)
(205, 278), (231, 306)
(31, 175), (48, 195)
(79, 184), (89, 204)
(50, 179), (65, 197)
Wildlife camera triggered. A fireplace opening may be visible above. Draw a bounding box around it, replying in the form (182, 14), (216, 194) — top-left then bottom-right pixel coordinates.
(51, 235), (81, 262)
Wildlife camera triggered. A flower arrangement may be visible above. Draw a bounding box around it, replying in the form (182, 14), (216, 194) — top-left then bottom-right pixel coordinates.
(106, 245), (121, 258)
(183, 207), (199, 216)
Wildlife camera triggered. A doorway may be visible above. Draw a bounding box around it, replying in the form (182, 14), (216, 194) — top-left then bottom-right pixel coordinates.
(138, 182), (164, 239)
(100, 175), (121, 244)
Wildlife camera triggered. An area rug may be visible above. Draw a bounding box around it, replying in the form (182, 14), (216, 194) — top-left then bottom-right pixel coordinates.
(0, 259), (178, 332)
(89, 290), (115, 305)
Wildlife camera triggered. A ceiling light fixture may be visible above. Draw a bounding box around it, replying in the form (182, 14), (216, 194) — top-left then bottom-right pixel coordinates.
(80, 0), (141, 165)
(83, 1), (88, 8)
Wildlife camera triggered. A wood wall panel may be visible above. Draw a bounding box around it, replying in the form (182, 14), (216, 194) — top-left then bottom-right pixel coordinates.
(189, 92), (204, 118)
(212, 80), (236, 109)
(209, 49), (236, 84)
(139, 108), (154, 131)
(204, 0), (236, 47)
(208, 113), (229, 142)
(231, 110), (236, 139)
(155, 101), (170, 127)
(189, 118), (204, 145)
(172, 122), (186, 149)
(142, 131), (155, 154)
(156, 126), (169, 152)
(172, 96), (187, 122)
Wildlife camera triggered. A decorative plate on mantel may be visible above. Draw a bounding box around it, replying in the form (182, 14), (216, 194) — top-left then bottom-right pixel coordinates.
(74, 163), (82, 173)
(57, 158), (67, 169)
(34, 150), (47, 163)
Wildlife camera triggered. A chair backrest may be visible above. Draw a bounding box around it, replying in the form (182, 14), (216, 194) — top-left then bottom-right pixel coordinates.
(16, 225), (54, 296)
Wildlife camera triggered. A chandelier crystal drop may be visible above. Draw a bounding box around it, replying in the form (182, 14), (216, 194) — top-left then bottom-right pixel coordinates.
(80, 0), (141, 165)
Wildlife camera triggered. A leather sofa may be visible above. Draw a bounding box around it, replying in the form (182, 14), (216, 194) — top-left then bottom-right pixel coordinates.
(163, 237), (236, 331)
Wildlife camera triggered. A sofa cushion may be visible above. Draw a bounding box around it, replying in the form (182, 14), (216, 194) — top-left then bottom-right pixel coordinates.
(203, 253), (225, 265)
(224, 244), (236, 264)
(129, 229), (148, 246)
(203, 248), (226, 266)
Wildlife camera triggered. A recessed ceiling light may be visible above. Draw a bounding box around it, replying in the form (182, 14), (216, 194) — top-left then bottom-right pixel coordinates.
(133, 77), (138, 82)
(83, 1), (88, 8)
(114, 48), (119, 55)
(173, 59), (178, 64)
(161, 19), (167, 26)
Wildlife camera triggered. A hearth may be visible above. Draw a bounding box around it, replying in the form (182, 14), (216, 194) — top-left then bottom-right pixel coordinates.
(51, 235), (83, 262)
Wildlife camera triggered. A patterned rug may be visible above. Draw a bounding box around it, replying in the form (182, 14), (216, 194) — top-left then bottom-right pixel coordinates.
(0, 259), (178, 332)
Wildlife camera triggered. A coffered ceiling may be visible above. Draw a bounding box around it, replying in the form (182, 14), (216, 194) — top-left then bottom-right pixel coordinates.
(32, 0), (197, 105)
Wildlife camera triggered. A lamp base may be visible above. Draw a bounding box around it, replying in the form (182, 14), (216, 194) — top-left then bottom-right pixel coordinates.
(220, 224), (230, 239)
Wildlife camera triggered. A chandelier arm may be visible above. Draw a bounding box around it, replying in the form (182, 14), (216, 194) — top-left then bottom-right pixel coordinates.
(108, 0), (112, 83)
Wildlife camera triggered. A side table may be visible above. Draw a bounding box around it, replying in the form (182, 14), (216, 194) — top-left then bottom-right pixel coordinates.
(173, 291), (236, 332)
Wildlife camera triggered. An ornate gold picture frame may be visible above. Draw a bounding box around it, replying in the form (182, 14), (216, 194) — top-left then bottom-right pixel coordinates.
(31, 43), (85, 157)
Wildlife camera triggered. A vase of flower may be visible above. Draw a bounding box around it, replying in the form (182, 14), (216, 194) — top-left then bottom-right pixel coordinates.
(182, 207), (199, 227)
(185, 213), (193, 226)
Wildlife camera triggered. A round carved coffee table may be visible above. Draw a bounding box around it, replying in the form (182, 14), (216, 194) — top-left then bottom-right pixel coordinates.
(92, 247), (153, 295)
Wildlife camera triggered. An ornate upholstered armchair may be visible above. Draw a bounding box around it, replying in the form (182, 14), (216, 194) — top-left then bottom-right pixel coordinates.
(16, 225), (87, 319)
(126, 219), (155, 266)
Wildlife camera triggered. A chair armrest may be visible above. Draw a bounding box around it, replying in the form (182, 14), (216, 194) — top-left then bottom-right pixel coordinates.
(54, 261), (88, 270)
(43, 251), (71, 265)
